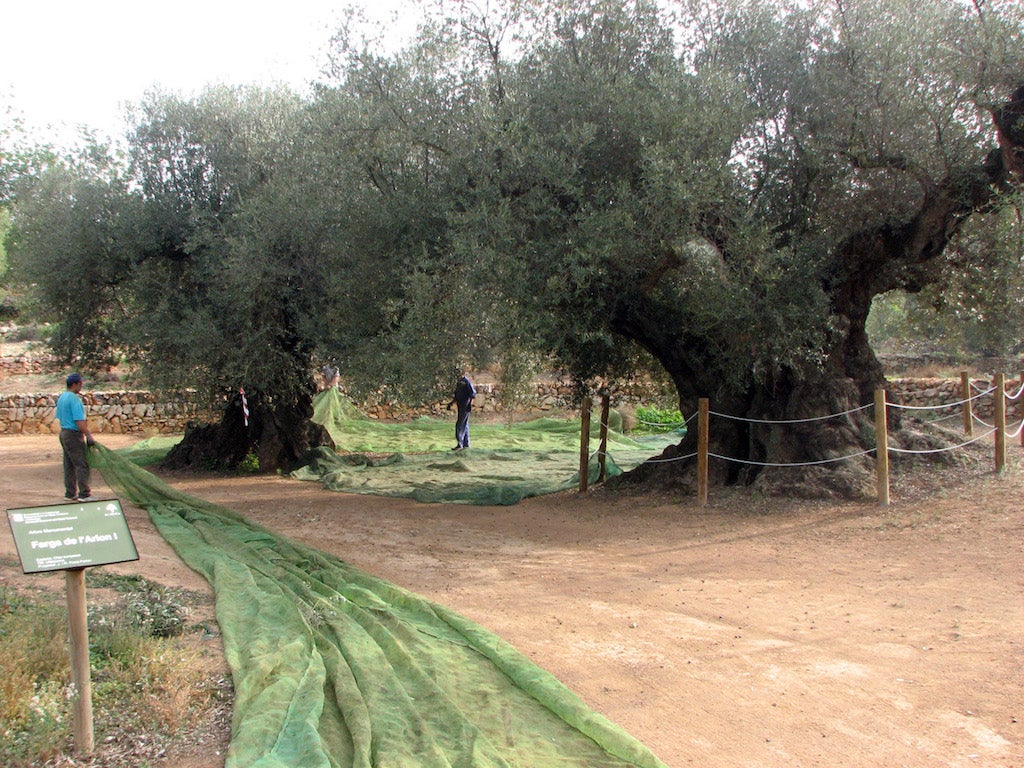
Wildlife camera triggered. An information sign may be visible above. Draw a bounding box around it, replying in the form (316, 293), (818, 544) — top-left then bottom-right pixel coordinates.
(6, 499), (139, 574)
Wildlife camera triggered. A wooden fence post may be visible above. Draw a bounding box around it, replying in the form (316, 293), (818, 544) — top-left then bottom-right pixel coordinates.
(1019, 371), (1024, 448)
(961, 371), (973, 436)
(579, 396), (592, 493)
(66, 568), (94, 755)
(994, 373), (1006, 473)
(697, 398), (709, 507)
(598, 394), (610, 483)
(875, 389), (890, 507)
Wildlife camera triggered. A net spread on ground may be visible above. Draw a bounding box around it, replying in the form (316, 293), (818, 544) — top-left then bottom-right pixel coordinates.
(292, 388), (683, 505)
(92, 441), (671, 767)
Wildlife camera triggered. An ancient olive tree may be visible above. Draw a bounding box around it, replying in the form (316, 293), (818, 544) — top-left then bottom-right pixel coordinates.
(389, 0), (1024, 496)
(10, 88), (362, 469)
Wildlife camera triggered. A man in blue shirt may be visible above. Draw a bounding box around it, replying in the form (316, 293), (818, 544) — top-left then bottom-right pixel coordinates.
(446, 372), (477, 450)
(56, 373), (96, 501)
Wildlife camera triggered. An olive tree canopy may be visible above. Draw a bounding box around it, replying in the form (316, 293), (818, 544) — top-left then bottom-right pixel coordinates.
(327, 0), (1024, 494)
(7, 0), (1023, 491)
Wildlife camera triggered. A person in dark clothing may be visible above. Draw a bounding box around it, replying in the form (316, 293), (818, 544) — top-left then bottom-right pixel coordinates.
(446, 372), (477, 450)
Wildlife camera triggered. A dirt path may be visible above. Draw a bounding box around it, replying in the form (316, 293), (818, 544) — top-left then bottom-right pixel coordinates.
(1, 434), (1021, 767)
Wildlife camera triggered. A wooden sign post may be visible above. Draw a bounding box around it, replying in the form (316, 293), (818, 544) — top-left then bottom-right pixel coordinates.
(65, 567), (94, 753)
(6, 498), (139, 755)
(994, 372), (1006, 473)
(697, 398), (709, 507)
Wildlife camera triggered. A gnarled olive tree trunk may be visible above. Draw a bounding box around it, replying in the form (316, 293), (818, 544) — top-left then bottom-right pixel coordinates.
(163, 387), (319, 474)
(617, 86), (1024, 498)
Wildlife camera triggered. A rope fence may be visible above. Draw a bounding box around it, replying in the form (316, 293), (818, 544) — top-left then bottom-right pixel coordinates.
(578, 371), (1024, 506)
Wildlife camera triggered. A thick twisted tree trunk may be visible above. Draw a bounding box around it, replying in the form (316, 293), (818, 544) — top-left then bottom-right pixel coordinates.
(617, 329), (883, 499)
(616, 85), (1024, 498)
(163, 387), (319, 473)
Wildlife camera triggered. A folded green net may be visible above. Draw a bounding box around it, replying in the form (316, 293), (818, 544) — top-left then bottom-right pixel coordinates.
(91, 444), (669, 768)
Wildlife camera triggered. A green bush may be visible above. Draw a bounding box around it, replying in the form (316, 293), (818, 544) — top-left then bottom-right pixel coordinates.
(634, 405), (685, 434)
(238, 452), (261, 474)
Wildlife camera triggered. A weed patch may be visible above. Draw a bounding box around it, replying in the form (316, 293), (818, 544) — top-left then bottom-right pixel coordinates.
(0, 575), (230, 767)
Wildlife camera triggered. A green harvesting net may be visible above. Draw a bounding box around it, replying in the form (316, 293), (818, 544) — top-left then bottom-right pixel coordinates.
(293, 389), (683, 505)
(91, 445), (670, 768)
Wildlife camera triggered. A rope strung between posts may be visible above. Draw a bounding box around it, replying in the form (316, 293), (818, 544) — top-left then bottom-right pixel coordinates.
(590, 449), (699, 465)
(636, 417), (688, 428)
(599, 413), (694, 432)
(600, 399), (1015, 470)
(972, 412), (996, 429)
(966, 379), (1024, 399)
(888, 428), (997, 454)
(887, 387), (993, 411)
(966, 411), (1024, 438)
(881, 383), (1024, 442)
(707, 448), (876, 467)
(593, 412), (696, 465)
(708, 403), (871, 424)
(642, 451), (699, 464)
(702, 403), (875, 469)
(581, 373), (1020, 504)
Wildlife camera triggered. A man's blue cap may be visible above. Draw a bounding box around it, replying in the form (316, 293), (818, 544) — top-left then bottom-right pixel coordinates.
(66, 373), (83, 385)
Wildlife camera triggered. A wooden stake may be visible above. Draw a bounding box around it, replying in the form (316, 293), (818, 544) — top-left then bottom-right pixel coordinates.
(961, 371), (973, 436)
(875, 389), (890, 507)
(598, 394), (610, 483)
(697, 398), (709, 507)
(994, 373), (1006, 473)
(1019, 371), (1024, 448)
(65, 568), (94, 755)
(579, 396), (592, 494)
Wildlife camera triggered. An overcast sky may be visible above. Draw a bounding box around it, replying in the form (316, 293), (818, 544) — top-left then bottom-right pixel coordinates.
(2, 0), (411, 144)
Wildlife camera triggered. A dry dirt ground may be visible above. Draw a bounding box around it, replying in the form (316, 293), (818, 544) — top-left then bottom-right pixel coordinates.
(1, 433), (1021, 768)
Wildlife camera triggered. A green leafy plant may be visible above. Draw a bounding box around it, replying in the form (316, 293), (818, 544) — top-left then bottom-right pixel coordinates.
(634, 405), (685, 435)
(238, 452), (261, 474)
(88, 572), (191, 638)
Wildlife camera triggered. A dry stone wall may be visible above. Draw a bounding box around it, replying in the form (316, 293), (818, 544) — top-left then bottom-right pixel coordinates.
(0, 391), (211, 436)
(887, 377), (1022, 420)
(1, 376), (1020, 435)
(0, 353), (51, 376)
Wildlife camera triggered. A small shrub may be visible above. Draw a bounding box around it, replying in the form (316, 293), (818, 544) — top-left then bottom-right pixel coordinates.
(0, 596), (72, 767)
(88, 572), (190, 638)
(634, 405), (685, 434)
(238, 452), (261, 474)
(2, 680), (71, 766)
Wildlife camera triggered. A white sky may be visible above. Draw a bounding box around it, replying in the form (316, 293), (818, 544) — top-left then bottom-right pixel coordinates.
(1, 0), (413, 145)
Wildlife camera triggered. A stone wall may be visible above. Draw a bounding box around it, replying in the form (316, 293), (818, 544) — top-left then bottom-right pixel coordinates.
(1, 376), (1019, 436)
(358, 378), (663, 420)
(887, 377), (1022, 419)
(0, 352), (52, 376)
(0, 391), (211, 435)
(0, 377), (666, 435)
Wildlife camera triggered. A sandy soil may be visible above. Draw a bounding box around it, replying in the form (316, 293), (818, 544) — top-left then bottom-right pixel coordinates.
(1, 433), (1021, 767)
